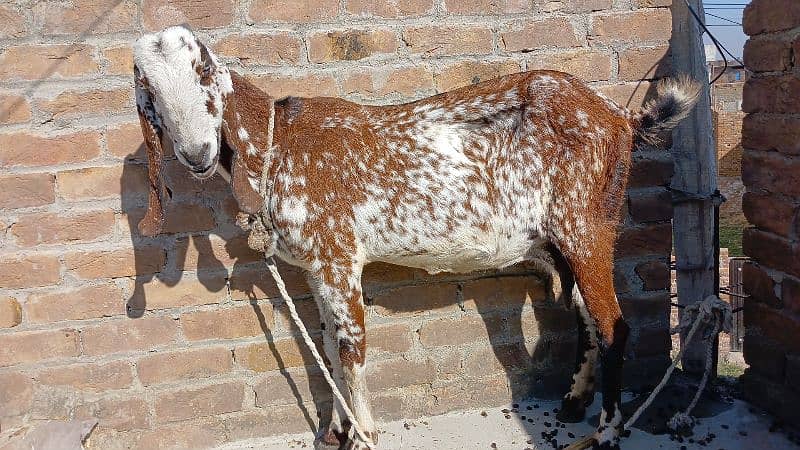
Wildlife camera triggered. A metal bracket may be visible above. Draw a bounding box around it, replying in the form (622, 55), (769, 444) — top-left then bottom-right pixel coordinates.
(669, 187), (726, 206)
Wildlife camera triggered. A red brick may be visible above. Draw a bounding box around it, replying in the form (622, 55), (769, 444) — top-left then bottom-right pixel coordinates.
(0, 94), (31, 124)
(234, 337), (321, 372)
(367, 357), (436, 390)
(229, 263), (310, 300)
(38, 88), (133, 120)
(0, 44), (98, 80)
(176, 234), (262, 271)
(742, 192), (799, 238)
(404, 26), (494, 57)
(627, 154), (673, 188)
(0, 296), (22, 328)
(618, 46), (672, 81)
(0, 372), (34, 417)
(556, 0), (614, 12)
(57, 164), (148, 200)
(137, 347), (233, 386)
(0, 329), (79, 367)
(742, 150), (800, 197)
(596, 81), (654, 111)
(435, 60), (522, 92)
(743, 333), (787, 381)
(745, 300), (800, 352)
(38, 361), (133, 391)
(590, 9), (673, 44)
(627, 189), (672, 223)
(742, 113), (800, 155)
(0, 131), (101, 168)
(128, 277), (224, 312)
(33, 0), (137, 35)
(362, 262), (424, 286)
(743, 0), (800, 35)
(109, 417), (227, 449)
(372, 283), (459, 318)
(308, 29), (397, 63)
(248, 0), (338, 23)
(0, 254), (61, 288)
(614, 223), (672, 258)
(367, 323), (413, 354)
(106, 122), (146, 159)
(26, 284), (125, 323)
(743, 228), (800, 279)
(463, 341), (529, 376)
(743, 38), (792, 72)
(500, 18), (581, 52)
(743, 75), (800, 114)
(461, 275), (544, 311)
(273, 298), (322, 333)
(65, 246), (165, 279)
(154, 381), (245, 423)
(181, 305), (272, 341)
(375, 66), (435, 97)
(81, 317), (178, 356)
(253, 369), (331, 407)
(0, 173), (55, 209)
(11, 209), (115, 247)
(127, 202), (216, 235)
(743, 261), (780, 307)
(346, 0), (434, 17)
(635, 260), (670, 291)
(214, 32), (302, 66)
(428, 374), (509, 414)
(250, 73), (338, 98)
(526, 49), (611, 82)
(103, 45), (133, 75)
(444, 0), (528, 14)
(222, 408), (319, 440)
(419, 315), (494, 347)
(0, 5), (26, 38)
(75, 397), (149, 431)
(142, 0), (236, 30)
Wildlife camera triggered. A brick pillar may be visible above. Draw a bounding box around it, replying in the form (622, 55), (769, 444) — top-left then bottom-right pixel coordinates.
(740, 0), (800, 427)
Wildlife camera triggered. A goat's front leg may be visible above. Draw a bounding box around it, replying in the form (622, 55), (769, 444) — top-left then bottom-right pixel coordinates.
(309, 267), (376, 450)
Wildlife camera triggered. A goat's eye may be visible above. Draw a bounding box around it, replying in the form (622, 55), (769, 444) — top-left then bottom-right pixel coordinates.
(202, 65), (213, 77)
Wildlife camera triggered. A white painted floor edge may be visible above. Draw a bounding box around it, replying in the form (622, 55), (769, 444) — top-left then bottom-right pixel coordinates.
(214, 395), (799, 450)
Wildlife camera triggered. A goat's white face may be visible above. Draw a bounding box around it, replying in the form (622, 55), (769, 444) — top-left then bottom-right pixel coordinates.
(133, 26), (232, 179)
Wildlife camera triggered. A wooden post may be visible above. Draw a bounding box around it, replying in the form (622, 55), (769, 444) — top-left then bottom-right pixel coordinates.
(670, 0), (718, 377)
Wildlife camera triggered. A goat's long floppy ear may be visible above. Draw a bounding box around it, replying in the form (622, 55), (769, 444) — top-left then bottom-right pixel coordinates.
(219, 70), (264, 214)
(134, 65), (168, 236)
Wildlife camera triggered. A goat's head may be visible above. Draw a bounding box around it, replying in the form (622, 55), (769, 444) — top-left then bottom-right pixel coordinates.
(132, 25), (263, 236)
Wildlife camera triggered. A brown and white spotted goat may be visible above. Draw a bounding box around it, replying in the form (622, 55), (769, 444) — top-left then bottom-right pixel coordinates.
(133, 26), (699, 450)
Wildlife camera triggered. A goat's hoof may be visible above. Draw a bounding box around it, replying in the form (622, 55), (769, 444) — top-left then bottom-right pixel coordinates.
(344, 431), (378, 450)
(314, 428), (342, 450)
(557, 396), (588, 423)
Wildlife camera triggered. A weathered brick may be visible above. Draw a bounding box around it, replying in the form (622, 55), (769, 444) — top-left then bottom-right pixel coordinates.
(367, 357), (436, 390)
(176, 234), (262, 271)
(743, 38), (792, 72)
(635, 0), (671, 6)
(743, 261), (780, 307)
(372, 283), (459, 317)
(0, 254), (61, 289)
(590, 9), (673, 44)
(249, 0), (338, 23)
(618, 46), (672, 81)
(250, 73), (338, 98)
(743, 75), (800, 114)
(745, 300), (800, 353)
(627, 153), (673, 188)
(229, 262), (310, 300)
(235, 336), (322, 372)
(362, 262), (424, 286)
(143, 0), (236, 30)
(463, 341), (529, 376)
(11, 209), (115, 247)
(0, 372), (34, 417)
(404, 26), (494, 57)
(444, 0), (528, 14)
(127, 203), (216, 235)
(742, 192), (799, 238)
(743, 228), (800, 279)
(155, 381), (245, 423)
(743, 0), (800, 35)
(375, 66), (435, 97)
(81, 317), (178, 356)
(742, 113), (800, 156)
(434, 60), (522, 92)
(308, 29), (397, 63)
(122, 417), (227, 449)
(38, 88), (133, 120)
(26, 284), (125, 323)
(38, 361), (133, 391)
(253, 369), (331, 407)
(419, 315), (495, 347)
(614, 223), (672, 258)
(0, 173), (55, 209)
(273, 298), (322, 333)
(627, 189), (672, 223)
(634, 260), (670, 291)
(103, 45), (134, 75)
(65, 246), (165, 279)
(501, 18), (581, 52)
(0, 44), (98, 80)
(0, 5), (26, 38)
(33, 0), (137, 35)
(75, 397), (149, 431)
(0, 296), (22, 328)
(596, 81), (654, 111)
(57, 164), (148, 201)
(0, 94), (31, 124)
(367, 323), (413, 354)
(128, 277), (224, 312)
(0, 131), (101, 168)
(428, 374), (509, 415)
(182, 305), (272, 341)
(214, 32), (302, 66)
(346, 0), (434, 17)
(742, 150), (800, 197)
(223, 408), (319, 440)
(137, 346), (233, 386)
(0, 329), (79, 367)
(460, 275), (544, 311)
(554, 0), (614, 12)
(526, 49), (611, 82)
(106, 122), (145, 159)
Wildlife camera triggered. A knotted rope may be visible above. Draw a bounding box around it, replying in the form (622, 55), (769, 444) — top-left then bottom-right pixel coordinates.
(242, 99), (376, 449)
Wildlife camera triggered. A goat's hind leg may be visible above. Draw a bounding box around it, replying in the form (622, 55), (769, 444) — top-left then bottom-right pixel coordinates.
(557, 287), (599, 423)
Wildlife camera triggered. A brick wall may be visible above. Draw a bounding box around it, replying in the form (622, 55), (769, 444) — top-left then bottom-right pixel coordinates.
(0, 0), (678, 447)
(740, 0), (800, 428)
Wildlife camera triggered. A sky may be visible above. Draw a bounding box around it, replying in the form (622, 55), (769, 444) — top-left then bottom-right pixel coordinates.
(702, 0), (749, 59)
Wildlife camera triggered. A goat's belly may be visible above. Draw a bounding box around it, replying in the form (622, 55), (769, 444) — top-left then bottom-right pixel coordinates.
(373, 227), (542, 274)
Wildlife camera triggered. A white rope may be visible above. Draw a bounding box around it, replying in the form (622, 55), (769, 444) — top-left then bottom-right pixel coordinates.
(255, 100), (376, 449)
(623, 295), (732, 431)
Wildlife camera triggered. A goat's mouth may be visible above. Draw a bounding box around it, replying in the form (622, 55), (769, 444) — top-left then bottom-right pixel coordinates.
(190, 161), (218, 180)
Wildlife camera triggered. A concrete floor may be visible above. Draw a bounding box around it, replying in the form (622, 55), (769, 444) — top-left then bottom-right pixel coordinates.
(216, 393), (799, 450)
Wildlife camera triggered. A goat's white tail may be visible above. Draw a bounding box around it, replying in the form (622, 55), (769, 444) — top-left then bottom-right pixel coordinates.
(632, 76), (702, 145)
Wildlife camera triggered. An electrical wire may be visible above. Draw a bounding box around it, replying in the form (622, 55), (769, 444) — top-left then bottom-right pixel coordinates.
(685, 0), (750, 83)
